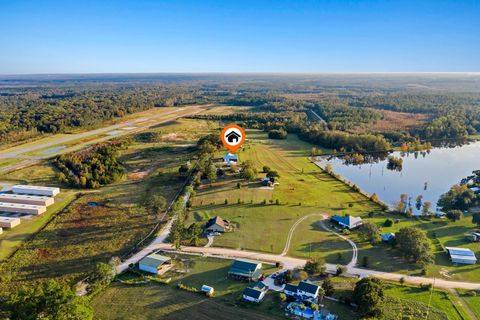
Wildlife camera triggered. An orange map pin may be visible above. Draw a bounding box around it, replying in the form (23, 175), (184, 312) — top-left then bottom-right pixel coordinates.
(221, 124), (246, 153)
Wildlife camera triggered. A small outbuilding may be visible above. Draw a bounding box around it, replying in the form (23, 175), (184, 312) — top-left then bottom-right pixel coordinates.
(205, 216), (230, 233)
(201, 285), (214, 296)
(446, 247), (477, 264)
(0, 227), (3, 234)
(242, 287), (266, 303)
(12, 185), (60, 197)
(228, 259), (263, 281)
(0, 216), (21, 229)
(331, 215), (363, 229)
(138, 253), (172, 274)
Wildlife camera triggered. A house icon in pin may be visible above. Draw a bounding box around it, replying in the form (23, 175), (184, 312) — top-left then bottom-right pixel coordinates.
(226, 131), (241, 143)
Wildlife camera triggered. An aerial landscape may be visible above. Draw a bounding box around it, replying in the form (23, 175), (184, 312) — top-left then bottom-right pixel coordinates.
(1, 1), (480, 320)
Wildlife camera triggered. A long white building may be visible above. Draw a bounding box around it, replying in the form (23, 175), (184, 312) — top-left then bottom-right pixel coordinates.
(12, 185), (60, 197)
(0, 216), (21, 228)
(0, 202), (46, 215)
(0, 194), (55, 207)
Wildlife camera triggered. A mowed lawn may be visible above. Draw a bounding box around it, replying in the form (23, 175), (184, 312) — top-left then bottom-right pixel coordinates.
(92, 255), (282, 320)
(189, 131), (381, 255)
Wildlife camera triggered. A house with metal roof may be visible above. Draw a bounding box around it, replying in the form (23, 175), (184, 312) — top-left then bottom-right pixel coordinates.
(205, 216), (231, 233)
(331, 215), (363, 229)
(138, 253), (172, 274)
(228, 259), (262, 281)
(242, 287), (266, 303)
(223, 153), (238, 166)
(446, 247), (477, 264)
(283, 281), (321, 301)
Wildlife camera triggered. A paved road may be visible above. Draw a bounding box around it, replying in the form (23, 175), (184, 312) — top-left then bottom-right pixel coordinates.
(156, 244), (480, 290)
(0, 106), (206, 174)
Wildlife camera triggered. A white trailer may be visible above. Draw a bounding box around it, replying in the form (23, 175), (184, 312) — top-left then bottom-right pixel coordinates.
(12, 185), (60, 197)
(0, 194), (55, 207)
(0, 202), (46, 215)
(0, 216), (21, 228)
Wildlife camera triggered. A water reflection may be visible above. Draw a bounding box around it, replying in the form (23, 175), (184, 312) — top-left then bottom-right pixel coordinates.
(315, 141), (480, 214)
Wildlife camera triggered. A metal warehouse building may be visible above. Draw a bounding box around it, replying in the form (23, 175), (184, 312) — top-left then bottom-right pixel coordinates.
(446, 247), (478, 265)
(12, 185), (60, 197)
(0, 216), (21, 228)
(0, 194), (55, 207)
(0, 202), (46, 215)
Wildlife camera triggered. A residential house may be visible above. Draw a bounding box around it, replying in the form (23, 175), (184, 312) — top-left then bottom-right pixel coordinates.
(331, 215), (363, 229)
(446, 247), (477, 264)
(242, 287), (266, 303)
(205, 216), (230, 233)
(283, 281), (321, 301)
(223, 153), (238, 166)
(139, 253), (172, 274)
(228, 259), (263, 281)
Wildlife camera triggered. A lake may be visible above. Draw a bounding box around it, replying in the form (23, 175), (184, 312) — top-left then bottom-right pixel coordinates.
(315, 142), (480, 214)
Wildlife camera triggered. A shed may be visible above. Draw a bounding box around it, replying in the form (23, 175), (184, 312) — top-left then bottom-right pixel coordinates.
(201, 285), (214, 296)
(228, 259), (262, 281)
(0, 194), (54, 207)
(243, 287), (266, 303)
(139, 253), (172, 274)
(0, 202), (46, 215)
(0, 216), (21, 228)
(331, 215), (363, 229)
(12, 185), (60, 197)
(446, 247), (477, 264)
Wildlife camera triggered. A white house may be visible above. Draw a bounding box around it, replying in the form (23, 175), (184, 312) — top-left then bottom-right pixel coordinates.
(242, 287), (266, 303)
(223, 153), (238, 166)
(283, 283), (298, 296)
(297, 281), (321, 300)
(0, 194), (54, 207)
(138, 253), (172, 274)
(446, 247), (477, 264)
(0, 216), (21, 229)
(12, 185), (60, 197)
(205, 216), (230, 233)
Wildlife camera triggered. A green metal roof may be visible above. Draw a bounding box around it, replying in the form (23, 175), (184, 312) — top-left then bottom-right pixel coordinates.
(139, 253), (171, 269)
(228, 259), (262, 278)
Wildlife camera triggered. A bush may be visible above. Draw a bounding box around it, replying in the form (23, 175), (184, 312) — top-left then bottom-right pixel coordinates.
(384, 219), (393, 227)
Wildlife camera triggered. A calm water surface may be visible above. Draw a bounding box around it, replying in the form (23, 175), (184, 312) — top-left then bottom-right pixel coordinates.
(316, 142), (480, 214)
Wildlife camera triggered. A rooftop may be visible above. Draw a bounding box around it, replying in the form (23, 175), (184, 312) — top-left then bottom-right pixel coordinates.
(139, 253), (171, 269)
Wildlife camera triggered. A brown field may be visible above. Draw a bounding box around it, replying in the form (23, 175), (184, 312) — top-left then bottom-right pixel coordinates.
(356, 108), (431, 133)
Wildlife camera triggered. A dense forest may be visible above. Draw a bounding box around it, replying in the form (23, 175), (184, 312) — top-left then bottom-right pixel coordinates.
(54, 139), (129, 188)
(2, 74), (480, 150)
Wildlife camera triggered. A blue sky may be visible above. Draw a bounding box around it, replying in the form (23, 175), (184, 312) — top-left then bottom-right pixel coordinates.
(1, 0), (479, 73)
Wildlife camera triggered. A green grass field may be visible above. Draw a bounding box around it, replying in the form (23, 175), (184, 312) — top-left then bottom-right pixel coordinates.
(188, 131), (381, 256)
(0, 119), (216, 295)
